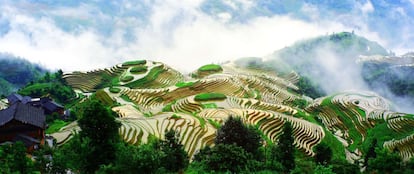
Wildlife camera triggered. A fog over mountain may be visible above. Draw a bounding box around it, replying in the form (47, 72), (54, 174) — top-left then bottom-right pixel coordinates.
(0, 1), (413, 111)
(0, 0), (413, 72)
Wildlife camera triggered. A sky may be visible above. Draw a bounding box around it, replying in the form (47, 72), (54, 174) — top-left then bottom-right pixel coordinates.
(0, 0), (413, 72)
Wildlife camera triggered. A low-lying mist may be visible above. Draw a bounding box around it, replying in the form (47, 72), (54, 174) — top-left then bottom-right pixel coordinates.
(235, 32), (414, 113)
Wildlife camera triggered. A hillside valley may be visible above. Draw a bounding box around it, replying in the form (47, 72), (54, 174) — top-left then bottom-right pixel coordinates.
(1, 32), (414, 173)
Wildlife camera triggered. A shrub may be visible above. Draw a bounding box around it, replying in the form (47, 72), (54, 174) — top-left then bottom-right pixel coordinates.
(160, 130), (189, 172)
(125, 66), (165, 88)
(95, 90), (115, 106)
(193, 144), (251, 173)
(171, 114), (181, 119)
(120, 75), (134, 82)
(197, 64), (223, 72)
(162, 100), (176, 112)
(122, 60), (147, 66)
(175, 81), (195, 88)
(194, 93), (227, 101)
(202, 103), (217, 109)
(109, 87), (121, 93)
(120, 94), (133, 102)
(130, 66), (148, 74)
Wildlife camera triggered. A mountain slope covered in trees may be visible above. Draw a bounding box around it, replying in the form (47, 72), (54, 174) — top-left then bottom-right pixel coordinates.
(235, 32), (414, 113)
(0, 53), (48, 96)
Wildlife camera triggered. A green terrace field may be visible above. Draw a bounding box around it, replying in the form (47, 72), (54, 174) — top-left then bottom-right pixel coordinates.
(50, 60), (414, 164)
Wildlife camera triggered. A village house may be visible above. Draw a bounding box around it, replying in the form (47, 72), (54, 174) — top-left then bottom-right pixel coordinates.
(0, 94), (66, 152)
(7, 93), (64, 115)
(0, 102), (46, 152)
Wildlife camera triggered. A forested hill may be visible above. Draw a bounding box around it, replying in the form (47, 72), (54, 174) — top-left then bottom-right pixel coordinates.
(0, 53), (47, 96)
(235, 32), (414, 113)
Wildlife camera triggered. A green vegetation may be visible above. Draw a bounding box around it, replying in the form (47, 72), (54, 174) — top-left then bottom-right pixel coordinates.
(193, 144), (253, 173)
(276, 123), (295, 172)
(122, 60), (147, 66)
(0, 141), (35, 173)
(367, 147), (403, 173)
(171, 114), (181, 119)
(4, 50), (414, 173)
(46, 120), (70, 134)
(198, 64), (223, 72)
(319, 128), (347, 161)
(314, 143), (333, 165)
(95, 73), (120, 89)
(296, 76), (325, 99)
(130, 66), (147, 74)
(18, 83), (51, 94)
(120, 75), (134, 82)
(109, 87), (121, 93)
(18, 70), (76, 104)
(292, 98), (308, 108)
(0, 53), (47, 96)
(318, 96), (364, 151)
(362, 123), (414, 151)
(162, 100), (176, 112)
(160, 129), (189, 172)
(202, 103), (217, 109)
(98, 130), (189, 173)
(120, 94), (133, 102)
(215, 116), (262, 156)
(193, 64), (224, 78)
(194, 92), (227, 101)
(192, 114), (206, 128)
(193, 116), (262, 173)
(51, 99), (121, 173)
(94, 90), (116, 106)
(175, 81), (195, 88)
(125, 65), (166, 88)
(207, 118), (221, 129)
(362, 62), (414, 108)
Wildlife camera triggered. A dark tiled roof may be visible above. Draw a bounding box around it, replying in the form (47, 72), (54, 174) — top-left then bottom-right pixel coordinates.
(0, 102), (45, 128)
(42, 101), (64, 112)
(7, 93), (23, 105)
(0, 104), (17, 126)
(14, 133), (40, 147)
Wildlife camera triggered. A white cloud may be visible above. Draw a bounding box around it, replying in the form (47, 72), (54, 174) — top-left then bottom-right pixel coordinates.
(217, 12), (232, 22)
(361, 0), (374, 14)
(0, 0), (391, 73)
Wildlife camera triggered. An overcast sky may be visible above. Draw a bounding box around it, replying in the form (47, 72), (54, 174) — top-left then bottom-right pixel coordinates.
(0, 0), (413, 72)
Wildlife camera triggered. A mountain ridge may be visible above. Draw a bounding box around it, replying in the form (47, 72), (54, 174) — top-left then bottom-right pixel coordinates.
(41, 58), (414, 165)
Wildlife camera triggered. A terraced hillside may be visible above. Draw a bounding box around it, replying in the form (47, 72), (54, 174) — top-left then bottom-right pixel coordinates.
(55, 60), (414, 162)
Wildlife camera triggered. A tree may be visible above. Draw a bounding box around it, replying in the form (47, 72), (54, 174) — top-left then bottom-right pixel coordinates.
(367, 147), (402, 173)
(33, 145), (54, 173)
(215, 116), (262, 155)
(160, 129), (189, 173)
(97, 140), (164, 174)
(193, 144), (251, 173)
(50, 134), (93, 173)
(364, 138), (377, 168)
(77, 99), (121, 173)
(0, 141), (34, 173)
(277, 122), (295, 172)
(331, 159), (360, 174)
(266, 143), (284, 171)
(314, 165), (335, 174)
(314, 143), (332, 165)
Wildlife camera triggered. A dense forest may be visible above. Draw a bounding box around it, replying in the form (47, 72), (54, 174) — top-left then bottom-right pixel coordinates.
(0, 53), (47, 96)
